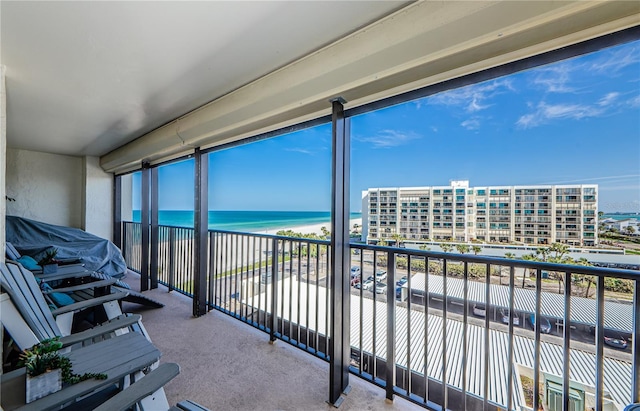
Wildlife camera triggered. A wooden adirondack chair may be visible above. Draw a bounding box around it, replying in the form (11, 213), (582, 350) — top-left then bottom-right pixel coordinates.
(0, 291), (171, 411)
(0, 261), (148, 339)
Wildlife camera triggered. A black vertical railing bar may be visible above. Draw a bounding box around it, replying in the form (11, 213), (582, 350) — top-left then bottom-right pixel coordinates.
(270, 237), (278, 342)
(562, 270), (572, 411)
(424, 256), (430, 406)
(280, 241), (286, 338)
(232, 234), (238, 317)
(358, 249), (364, 375)
(169, 228), (175, 291)
(507, 265), (515, 411)
(304, 241), (310, 347)
(462, 261), (468, 410)
(406, 255), (413, 397)
(595, 275), (605, 411)
(289, 239), (294, 341)
(633, 279), (640, 403)
(386, 251), (397, 401)
(533, 268), (542, 411)
(441, 258), (448, 410)
(113, 175), (122, 249)
(372, 250), (378, 381)
(150, 167), (159, 290)
(225, 232), (230, 308)
(483, 262), (490, 411)
(325, 247), (330, 358)
(140, 163), (150, 291)
(250, 236), (256, 323)
(257, 237), (263, 327)
(315, 245), (320, 354)
(297, 241), (302, 344)
(208, 232), (215, 306)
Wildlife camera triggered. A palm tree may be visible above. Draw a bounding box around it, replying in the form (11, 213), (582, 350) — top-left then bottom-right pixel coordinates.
(472, 245), (481, 255)
(320, 226), (331, 239)
(503, 252), (515, 286)
(625, 225), (636, 236)
(391, 233), (406, 247)
(419, 244), (430, 251)
(455, 244), (470, 254)
(440, 243), (453, 253)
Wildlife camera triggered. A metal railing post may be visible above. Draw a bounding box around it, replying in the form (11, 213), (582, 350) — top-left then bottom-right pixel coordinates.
(386, 251), (396, 401)
(140, 162), (150, 291)
(270, 237), (279, 343)
(150, 167), (159, 289)
(192, 148), (208, 317)
(329, 97), (351, 406)
(633, 278), (640, 403)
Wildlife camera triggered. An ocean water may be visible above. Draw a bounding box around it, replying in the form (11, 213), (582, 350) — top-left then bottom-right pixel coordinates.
(603, 213), (640, 221)
(131, 210), (362, 232)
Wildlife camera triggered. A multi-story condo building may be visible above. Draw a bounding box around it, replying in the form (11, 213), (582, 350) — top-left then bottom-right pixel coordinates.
(362, 180), (598, 246)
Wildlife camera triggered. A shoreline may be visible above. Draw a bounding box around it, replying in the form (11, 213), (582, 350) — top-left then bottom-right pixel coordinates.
(259, 218), (362, 237)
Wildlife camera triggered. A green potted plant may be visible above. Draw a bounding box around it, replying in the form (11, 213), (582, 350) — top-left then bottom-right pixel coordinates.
(38, 249), (59, 274)
(20, 338), (106, 403)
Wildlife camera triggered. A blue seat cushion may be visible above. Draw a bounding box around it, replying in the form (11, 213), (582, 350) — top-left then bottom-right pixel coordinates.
(16, 255), (41, 271)
(49, 292), (75, 306)
(40, 282), (75, 306)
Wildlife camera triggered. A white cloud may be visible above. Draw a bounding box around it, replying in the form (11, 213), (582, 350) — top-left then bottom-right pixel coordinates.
(357, 129), (421, 149)
(285, 147), (314, 155)
(461, 118), (481, 130)
(428, 79), (513, 112)
(598, 92), (620, 107)
(532, 63), (575, 93)
(516, 101), (604, 128)
(591, 45), (640, 74)
(628, 95), (640, 108)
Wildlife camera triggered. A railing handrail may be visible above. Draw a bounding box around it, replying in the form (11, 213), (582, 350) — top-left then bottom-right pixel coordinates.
(351, 242), (640, 280)
(123, 220), (639, 280)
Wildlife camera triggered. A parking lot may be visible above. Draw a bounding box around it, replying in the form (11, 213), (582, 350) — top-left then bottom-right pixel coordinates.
(348, 261), (633, 358)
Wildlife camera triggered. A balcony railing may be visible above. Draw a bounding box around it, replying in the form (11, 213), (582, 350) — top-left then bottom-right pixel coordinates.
(122, 221), (639, 411)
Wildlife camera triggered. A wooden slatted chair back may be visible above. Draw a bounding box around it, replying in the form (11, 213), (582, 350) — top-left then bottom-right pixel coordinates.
(0, 261), (61, 341)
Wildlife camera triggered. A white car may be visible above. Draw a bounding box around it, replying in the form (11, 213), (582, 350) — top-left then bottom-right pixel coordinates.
(362, 279), (375, 291)
(500, 308), (520, 326)
(472, 304), (486, 318)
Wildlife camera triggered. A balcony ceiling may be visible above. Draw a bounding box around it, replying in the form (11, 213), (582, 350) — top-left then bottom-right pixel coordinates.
(2, 1), (638, 172)
(0, 1), (408, 157)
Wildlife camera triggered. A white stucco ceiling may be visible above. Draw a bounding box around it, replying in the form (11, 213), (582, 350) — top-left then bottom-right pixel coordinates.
(0, 1), (408, 157)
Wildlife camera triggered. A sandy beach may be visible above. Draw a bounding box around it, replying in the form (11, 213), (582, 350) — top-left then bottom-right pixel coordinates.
(262, 218), (362, 237)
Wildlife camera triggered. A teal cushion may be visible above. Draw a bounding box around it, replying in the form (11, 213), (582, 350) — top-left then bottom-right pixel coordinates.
(49, 292), (75, 306)
(16, 255), (41, 271)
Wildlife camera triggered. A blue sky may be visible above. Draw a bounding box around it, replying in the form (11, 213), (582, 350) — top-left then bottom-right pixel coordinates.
(134, 40), (640, 213)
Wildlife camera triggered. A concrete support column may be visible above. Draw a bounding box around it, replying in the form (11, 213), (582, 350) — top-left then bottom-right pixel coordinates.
(81, 156), (113, 240)
(1, 65), (6, 264)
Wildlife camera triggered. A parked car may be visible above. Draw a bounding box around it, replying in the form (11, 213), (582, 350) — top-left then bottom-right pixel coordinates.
(350, 266), (361, 277)
(375, 270), (387, 281)
(500, 308), (520, 326)
(396, 276), (408, 287)
(604, 335), (628, 350)
(375, 282), (387, 294)
(528, 314), (552, 334)
(472, 304), (486, 318)
(350, 275), (361, 286)
(362, 279), (375, 291)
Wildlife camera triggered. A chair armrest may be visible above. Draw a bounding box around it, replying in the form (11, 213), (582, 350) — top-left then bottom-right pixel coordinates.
(51, 291), (129, 316)
(93, 363), (180, 411)
(59, 314), (142, 347)
(35, 269), (93, 282)
(41, 278), (117, 294)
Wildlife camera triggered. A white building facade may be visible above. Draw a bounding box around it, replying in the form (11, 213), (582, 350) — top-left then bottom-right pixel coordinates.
(362, 180), (598, 246)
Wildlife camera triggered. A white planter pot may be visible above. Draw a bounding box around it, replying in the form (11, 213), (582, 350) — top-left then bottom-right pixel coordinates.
(26, 369), (62, 403)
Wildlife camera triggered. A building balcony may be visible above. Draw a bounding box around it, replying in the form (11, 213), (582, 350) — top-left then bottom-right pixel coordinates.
(121, 223), (640, 411)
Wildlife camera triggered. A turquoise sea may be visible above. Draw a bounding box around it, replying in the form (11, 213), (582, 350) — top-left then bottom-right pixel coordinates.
(603, 213), (640, 221)
(131, 210), (362, 232)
